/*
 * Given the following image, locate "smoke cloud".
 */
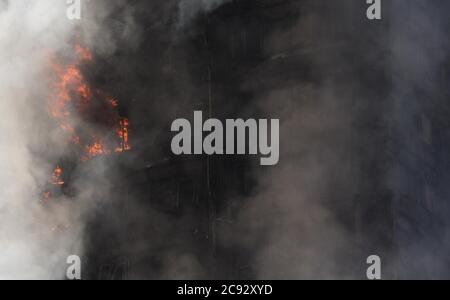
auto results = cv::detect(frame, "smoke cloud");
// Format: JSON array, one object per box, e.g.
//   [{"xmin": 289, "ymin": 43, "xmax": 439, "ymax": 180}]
[
  {"xmin": 0, "ymin": 0, "xmax": 131, "ymax": 280},
  {"xmin": 2, "ymin": 0, "xmax": 449, "ymax": 280},
  {"xmin": 0, "ymin": 1, "xmax": 79, "ymax": 279}
]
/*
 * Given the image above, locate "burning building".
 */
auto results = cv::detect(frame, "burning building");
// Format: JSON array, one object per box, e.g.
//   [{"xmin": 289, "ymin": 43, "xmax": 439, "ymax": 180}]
[
  {"xmin": 2, "ymin": 0, "xmax": 450, "ymax": 280},
  {"xmin": 65, "ymin": 0, "xmax": 396, "ymax": 280}
]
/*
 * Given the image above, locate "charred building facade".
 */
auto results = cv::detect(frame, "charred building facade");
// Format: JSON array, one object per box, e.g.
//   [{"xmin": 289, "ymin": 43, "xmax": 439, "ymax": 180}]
[
  {"xmin": 64, "ymin": 0, "xmax": 450, "ymax": 279},
  {"xmin": 387, "ymin": 0, "xmax": 450, "ymax": 279}
]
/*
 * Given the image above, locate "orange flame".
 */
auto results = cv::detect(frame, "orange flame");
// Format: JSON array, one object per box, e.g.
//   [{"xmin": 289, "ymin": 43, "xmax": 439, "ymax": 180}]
[
  {"xmin": 82, "ymin": 140, "xmax": 112, "ymax": 161},
  {"xmin": 48, "ymin": 43, "xmax": 131, "ymax": 162},
  {"xmin": 116, "ymin": 118, "xmax": 131, "ymax": 153},
  {"xmin": 109, "ymin": 98, "xmax": 119, "ymax": 108},
  {"xmin": 51, "ymin": 166, "xmax": 65, "ymax": 186},
  {"xmin": 75, "ymin": 44, "xmax": 93, "ymax": 62}
]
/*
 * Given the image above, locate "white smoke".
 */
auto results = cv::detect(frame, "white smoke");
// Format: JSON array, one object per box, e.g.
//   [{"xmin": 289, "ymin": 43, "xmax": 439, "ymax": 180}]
[{"xmin": 0, "ymin": 1, "xmax": 82, "ymax": 279}]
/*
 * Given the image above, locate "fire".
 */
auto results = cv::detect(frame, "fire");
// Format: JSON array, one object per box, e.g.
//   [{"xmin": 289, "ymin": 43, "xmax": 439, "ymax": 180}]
[
  {"xmin": 42, "ymin": 43, "xmax": 132, "ymax": 203},
  {"xmin": 41, "ymin": 41, "xmax": 135, "ymax": 235},
  {"xmin": 48, "ymin": 43, "xmax": 131, "ymax": 162},
  {"xmin": 109, "ymin": 98, "xmax": 119, "ymax": 108},
  {"xmin": 51, "ymin": 166, "xmax": 65, "ymax": 186},
  {"xmin": 49, "ymin": 51, "xmax": 91, "ymax": 139},
  {"xmin": 82, "ymin": 140, "xmax": 111, "ymax": 161},
  {"xmin": 116, "ymin": 118, "xmax": 131, "ymax": 153},
  {"xmin": 75, "ymin": 44, "xmax": 93, "ymax": 62}
]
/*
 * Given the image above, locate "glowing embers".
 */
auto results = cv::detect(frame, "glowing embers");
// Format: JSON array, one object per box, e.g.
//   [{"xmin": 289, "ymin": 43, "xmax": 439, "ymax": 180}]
[
  {"xmin": 41, "ymin": 166, "xmax": 64, "ymax": 202},
  {"xmin": 41, "ymin": 44, "xmax": 131, "ymax": 205},
  {"xmin": 108, "ymin": 98, "xmax": 119, "ymax": 108},
  {"xmin": 82, "ymin": 140, "xmax": 111, "ymax": 161},
  {"xmin": 116, "ymin": 118, "xmax": 131, "ymax": 153},
  {"xmin": 74, "ymin": 44, "xmax": 93, "ymax": 62},
  {"xmin": 51, "ymin": 166, "xmax": 65, "ymax": 186},
  {"xmin": 48, "ymin": 43, "xmax": 131, "ymax": 162}
]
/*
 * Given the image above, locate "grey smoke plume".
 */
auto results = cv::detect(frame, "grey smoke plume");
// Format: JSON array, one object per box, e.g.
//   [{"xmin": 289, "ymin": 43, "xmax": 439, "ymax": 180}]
[
  {"xmin": 0, "ymin": 0, "xmax": 131, "ymax": 279},
  {"xmin": 3, "ymin": 0, "xmax": 448, "ymax": 280},
  {"xmin": 208, "ymin": 2, "xmax": 369, "ymax": 279},
  {"xmin": 0, "ymin": 1, "xmax": 78, "ymax": 279},
  {"xmin": 73, "ymin": 0, "xmax": 378, "ymax": 279}
]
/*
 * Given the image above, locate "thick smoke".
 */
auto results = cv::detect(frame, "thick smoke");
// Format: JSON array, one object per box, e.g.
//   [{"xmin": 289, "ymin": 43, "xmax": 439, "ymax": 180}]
[
  {"xmin": 195, "ymin": 1, "xmax": 378, "ymax": 279},
  {"xmin": 2, "ymin": 0, "xmax": 449, "ymax": 280},
  {"xmin": 0, "ymin": 0, "xmax": 364, "ymax": 279},
  {"xmin": 0, "ymin": 1, "xmax": 79, "ymax": 279},
  {"xmin": 60, "ymin": 0, "xmax": 381, "ymax": 279},
  {"xmin": 234, "ymin": 0, "xmax": 450, "ymax": 279},
  {"xmin": 0, "ymin": 0, "xmax": 133, "ymax": 279}
]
